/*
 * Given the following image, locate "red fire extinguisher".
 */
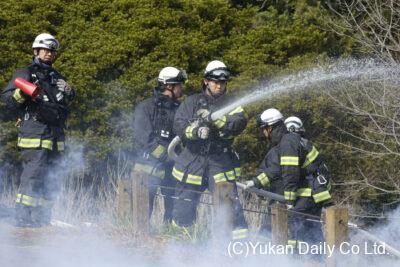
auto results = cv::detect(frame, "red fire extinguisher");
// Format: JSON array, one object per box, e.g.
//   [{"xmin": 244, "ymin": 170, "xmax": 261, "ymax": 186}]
[{"xmin": 14, "ymin": 77, "xmax": 40, "ymax": 99}]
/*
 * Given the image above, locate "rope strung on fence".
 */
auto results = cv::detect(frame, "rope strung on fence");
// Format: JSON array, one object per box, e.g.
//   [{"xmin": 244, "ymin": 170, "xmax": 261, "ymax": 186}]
[
  {"xmin": 154, "ymin": 192, "xmax": 213, "ymax": 206},
  {"xmin": 149, "ymin": 184, "xmax": 213, "ymax": 196}
]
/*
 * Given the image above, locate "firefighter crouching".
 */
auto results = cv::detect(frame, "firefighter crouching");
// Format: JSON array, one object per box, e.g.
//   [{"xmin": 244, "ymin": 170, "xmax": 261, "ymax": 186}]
[
  {"xmin": 133, "ymin": 67, "xmax": 187, "ymax": 222},
  {"xmin": 1, "ymin": 33, "xmax": 75, "ymax": 227},
  {"xmin": 171, "ymin": 60, "xmax": 248, "ymax": 240},
  {"xmin": 243, "ymin": 119, "xmax": 284, "ymax": 236},
  {"xmin": 246, "ymin": 109, "xmax": 333, "ymax": 247}
]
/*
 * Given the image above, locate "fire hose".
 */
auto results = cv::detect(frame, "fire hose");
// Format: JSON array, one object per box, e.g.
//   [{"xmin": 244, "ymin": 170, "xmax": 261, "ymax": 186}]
[
  {"xmin": 235, "ymin": 181, "xmax": 286, "ymax": 202},
  {"xmin": 167, "ymin": 136, "xmax": 285, "ymax": 203}
]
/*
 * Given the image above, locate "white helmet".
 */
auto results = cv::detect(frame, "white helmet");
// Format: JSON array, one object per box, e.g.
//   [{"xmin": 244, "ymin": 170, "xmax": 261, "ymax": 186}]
[
  {"xmin": 32, "ymin": 33, "xmax": 60, "ymax": 51},
  {"xmin": 204, "ymin": 60, "xmax": 230, "ymax": 81},
  {"xmin": 284, "ymin": 116, "xmax": 305, "ymax": 133},
  {"xmin": 157, "ymin": 67, "xmax": 187, "ymax": 84},
  {"xmin": 257, "ymin": 108, "xmax": 284, "ymax": 128}
]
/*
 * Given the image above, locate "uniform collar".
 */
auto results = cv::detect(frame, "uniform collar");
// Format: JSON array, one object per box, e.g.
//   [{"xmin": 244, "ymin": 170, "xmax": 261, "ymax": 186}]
[
  {"xmin": 201, "ymin": 90, "xmax": 226, "ymax": 105},
  {"xmin": 270, "ymin": 123, "xmax": 288, "ymax": 146},
  {"xmin": 32, "ymin": 57, "xmax": 53, "ymax": 69},
  {"xmin": 154, "ymin": 92, "xmax": 178, "ymax": 108}
]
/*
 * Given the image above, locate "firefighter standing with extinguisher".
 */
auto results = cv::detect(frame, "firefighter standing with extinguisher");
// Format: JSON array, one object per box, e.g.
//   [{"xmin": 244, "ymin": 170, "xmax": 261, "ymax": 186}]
[
  {"xmin": 1, "ymin": 33, "xmax": 75, "ymax": 227},
  {"xmin": 171, "ymin": 60, "xmax": 248, "ymax": 240},
  {"xmin": 132, "ymin": 67, "xmax": 187, "ymax": 222}
]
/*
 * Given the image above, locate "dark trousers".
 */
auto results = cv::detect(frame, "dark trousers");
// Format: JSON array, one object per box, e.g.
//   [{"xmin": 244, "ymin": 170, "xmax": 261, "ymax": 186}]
[
  {"xmin": 288, "ymin": 197, "xmax": 323, "ymax": 245},
  {"xmin": 172, "ymin": 180, "xmax": 247, "ymax": 231},
  {"xmin": 16, "ymin": 148, "xmax": 61, "ymax": 226},
  {"xmin": 148, "ymin": 170, "xmax": 176, "ymax": 222}
]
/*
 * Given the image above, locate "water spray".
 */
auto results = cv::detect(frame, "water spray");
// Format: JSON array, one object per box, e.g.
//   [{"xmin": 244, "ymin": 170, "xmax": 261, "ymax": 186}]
[
  {"xmin": 211, "ymin": 59, "xmax": 400, "ymax": 120},
  {"xmin": 348, "ymin": 222, "xmax": 400, "ymax": 258}
]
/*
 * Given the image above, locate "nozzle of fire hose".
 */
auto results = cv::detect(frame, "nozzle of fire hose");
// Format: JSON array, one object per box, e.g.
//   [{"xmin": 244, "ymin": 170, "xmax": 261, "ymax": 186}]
[{"xmin": 14, "ymin": 77, "xmax": 40, "ymax": 99}]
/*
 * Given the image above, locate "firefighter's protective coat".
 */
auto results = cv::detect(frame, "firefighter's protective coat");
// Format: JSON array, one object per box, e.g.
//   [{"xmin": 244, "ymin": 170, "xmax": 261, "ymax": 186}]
[
  {"xmin": 2, "ymin": 59, "xmax": 75, "ymax": 226},
  {"xmin": 171, "ymin": 91, "xmax": 248, "ymax": 239},
  {"xmin": 133, "ymin": 91, "xmax": 179, "ymax": 221}
]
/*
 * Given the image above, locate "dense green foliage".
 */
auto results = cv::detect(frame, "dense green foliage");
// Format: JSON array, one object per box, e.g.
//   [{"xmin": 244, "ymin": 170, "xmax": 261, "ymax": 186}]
[{"xmin": 0, "ymin": 0, "xmax": 396, "ymax": 212}]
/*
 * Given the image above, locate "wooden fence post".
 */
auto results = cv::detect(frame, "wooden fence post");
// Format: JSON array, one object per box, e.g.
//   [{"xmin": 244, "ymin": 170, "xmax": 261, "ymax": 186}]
[
  {"xmin": 131, "ymin": 171, "xmax": 149, "ymax": 235},
  {"xmin": 271, "ymin": 203, "xmax": 288, "ymax": 245},
  {"xmin": 117, "ymin": 178, "xmax": 133, "ymax": 221},
  {"xmin": 325, "ymin": 207, "xmax": 348, "ymax": 267},
  {"xmin": 212, "ymin": 182, "xmax": 234, "ymax": 241}
]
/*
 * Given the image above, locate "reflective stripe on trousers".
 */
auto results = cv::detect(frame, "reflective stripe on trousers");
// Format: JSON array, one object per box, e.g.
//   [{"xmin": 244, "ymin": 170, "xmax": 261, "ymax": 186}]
[
  {"xmin": 15, "ymin": 193, "xmax": 53, "ymax": 208},
  {"xmin": 172, "ymin": 167, "xmax": 202, "ymax": 185},
  {"xmin": 172, "ymin": 166, "xmax": 242, "ymax": 185},
  {"xmin": 313, "ymin": 190, "xmax": 332, "ymax": 203},
  {"xmin": 18, "ymin": 138, "xmax": 65, "ymax": 151},
  {"xmin": 134, "ymin": 162, "xmax": 165, "ymax": 178},
  {"xmin": 232, "ymin": 228, "xmax": 248, "ymax": 240}
]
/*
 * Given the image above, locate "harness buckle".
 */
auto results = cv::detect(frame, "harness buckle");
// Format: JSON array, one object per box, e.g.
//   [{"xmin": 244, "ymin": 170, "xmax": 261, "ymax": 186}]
[
  {"xmin": 160, "ymin": 130, "xmax": 170, "ymax": 138},
  {"xmin": 317, "ymin": 174, "xmax": 327, "ymax": 185}
]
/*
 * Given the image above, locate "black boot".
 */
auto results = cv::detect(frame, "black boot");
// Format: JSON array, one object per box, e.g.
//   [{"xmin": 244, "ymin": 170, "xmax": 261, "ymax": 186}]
[
  {"xmin": 14, "ymin": 204, "xmax": 39, "ymax": 227},
  {"xmin": 31, "ymin": 206, "xmax": 52, "ymax": 227}
]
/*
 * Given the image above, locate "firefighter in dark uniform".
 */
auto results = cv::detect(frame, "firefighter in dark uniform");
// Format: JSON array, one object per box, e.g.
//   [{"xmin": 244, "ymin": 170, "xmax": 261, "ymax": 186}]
[
  {"xmin": 172, "ymin": 60, "xmax": 248, "ymax": 240},
  {"xmin": 245, "ymin": 146, "xmax": 283, "ymax": 194},
  {"xmin": 284, "ymin": 116, "xmax": 333, "ymax": 206},
  {"xmin": 133, "ymin": 66, "xmax": 187, "ymax": 222},
  {"xmin": 244, "ymin": 139, "xmax": 283, "ymax": 237},
  {"xmin": 2, "ymin": 33, "xmax": 75, "ymax": 227},
  {"xmin": 246, "ymin": 109, "xmax": 333, "ymax": 247}
]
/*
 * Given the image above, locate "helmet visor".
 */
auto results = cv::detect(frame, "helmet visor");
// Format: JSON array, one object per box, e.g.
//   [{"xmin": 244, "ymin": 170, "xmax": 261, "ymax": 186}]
[
  {"xmin": 206, "ymin": 68, "xmax": 230, "ymax": 81},
  {"xmin": 256, "ymin": 115, "xmax": 267, "ymax": 129},
  {"xmin": 39, "ymin": 38, "xmax": 60, "ymax": 51},
  {"xmin": 176, "ymin": 70, "xmax": 188, "ymax": 83}
]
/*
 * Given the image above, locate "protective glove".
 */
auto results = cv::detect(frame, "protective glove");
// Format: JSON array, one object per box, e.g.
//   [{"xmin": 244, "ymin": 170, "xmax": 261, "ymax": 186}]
[
  {"xmin": 244, "ymin": 180, "xmax": 255, "ymax": 190},
  {"xmin": 196, "ymin": 109, "xmax": 212, "ymax": 123},
  {"xmin": 286, "ymin": 204, "xmax": 294, "ymax": 210},
  {"xmin": 56, "ymin": 79, "xmax": 72, "ymax": 95},
  {"xmin": 197, "ymin": 126, "xmax": 210, "ymax": 140}
]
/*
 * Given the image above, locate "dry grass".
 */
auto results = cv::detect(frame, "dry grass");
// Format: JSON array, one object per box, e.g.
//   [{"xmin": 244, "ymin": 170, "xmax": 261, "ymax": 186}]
[{"xmin": 0, "ymin": 146, "xmax": 271, "ymax": 246}]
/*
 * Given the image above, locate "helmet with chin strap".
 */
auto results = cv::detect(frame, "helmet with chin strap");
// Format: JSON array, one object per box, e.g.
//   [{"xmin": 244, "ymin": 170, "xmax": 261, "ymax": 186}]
[
  {"xmin": 157, "ymin": 67, "xmax": 187, "ymax": 85},
  {"xmin": 204, "ymin": 60, "xmax": 230, "ymax": 81},
  {"xmin": 256, "ymin": 108, "xmax": 284, "ymax": 129},
  {"xmin": 203, "ymin": 60, "xmax": 230, "ymax": 98},
  {"xmin": 156, "ymin": 66, "xmax": 187, "ymax": 98}
]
